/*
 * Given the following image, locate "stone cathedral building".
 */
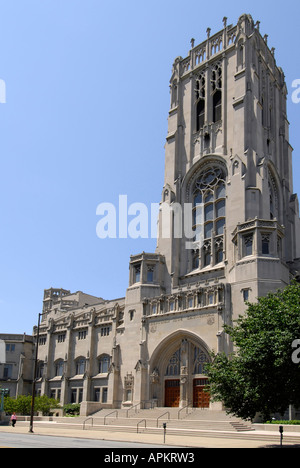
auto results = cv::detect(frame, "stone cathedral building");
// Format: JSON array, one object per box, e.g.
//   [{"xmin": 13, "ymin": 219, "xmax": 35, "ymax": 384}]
[{"xmin": 35, "ymin": 14, "xmax": 300, "ymax": 414}]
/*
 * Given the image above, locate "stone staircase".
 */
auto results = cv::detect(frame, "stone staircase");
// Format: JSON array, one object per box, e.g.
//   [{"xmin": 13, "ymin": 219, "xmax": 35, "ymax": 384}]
[
  {"xmin": 17, "ymin": 407, "xmax": 254, "ymax": 434},
  {"xmin": 14, "ymin": 408, "xmax": 300, "ymax": 445}
]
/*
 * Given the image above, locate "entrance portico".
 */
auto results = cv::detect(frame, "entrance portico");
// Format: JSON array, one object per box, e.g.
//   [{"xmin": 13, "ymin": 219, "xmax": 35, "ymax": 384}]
[{"xmin": 149, "ymin": 331, "xmax": 211, "ymax": 408}]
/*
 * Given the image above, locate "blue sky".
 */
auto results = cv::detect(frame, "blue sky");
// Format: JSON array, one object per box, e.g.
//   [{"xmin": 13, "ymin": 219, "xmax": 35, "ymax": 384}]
[{"xmin": 1, "ymin": 0, "xmax": 300, "ymax": 334}]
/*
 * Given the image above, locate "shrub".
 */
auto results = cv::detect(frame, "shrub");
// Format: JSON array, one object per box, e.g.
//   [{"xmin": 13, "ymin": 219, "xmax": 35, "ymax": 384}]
[
  {"xmin": 267, "ymin": 420, "xmax": 300, "ymax": 425},
  {"xmin": 63, "ymin": 403, "xmax": 80, "ymax": 416}
]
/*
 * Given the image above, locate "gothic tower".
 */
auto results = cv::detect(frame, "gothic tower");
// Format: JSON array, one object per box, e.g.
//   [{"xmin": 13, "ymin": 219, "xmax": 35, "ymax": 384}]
[
  {"xmin": 156, "ymin": 13, "xmax": 300, "ymax": 321},
  {"xmin": 34, "ymin": 14, "xmax": 300, "ymax": 412},
  {"xmin": 123, "ymin": 13, "xmax": 300, "ymax": 409}
]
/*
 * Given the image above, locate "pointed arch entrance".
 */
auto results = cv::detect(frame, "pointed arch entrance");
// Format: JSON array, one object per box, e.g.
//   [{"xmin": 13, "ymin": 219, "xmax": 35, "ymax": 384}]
[{"xmin": 149, "ymin": 330, "xmax": 211, "ymax": 408}]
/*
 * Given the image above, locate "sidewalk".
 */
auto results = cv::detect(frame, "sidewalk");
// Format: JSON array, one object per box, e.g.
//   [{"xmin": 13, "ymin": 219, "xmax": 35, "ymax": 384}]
[{"xmin": 1, "ymin": 423, "xmax": 300, "ymax": 449}]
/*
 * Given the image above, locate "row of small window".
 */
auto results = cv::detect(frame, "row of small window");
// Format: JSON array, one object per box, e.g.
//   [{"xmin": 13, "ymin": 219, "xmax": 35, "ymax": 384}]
[
  {"xmin": 150, "ymin": 291, "xmax": 217, "ymax": 315},
  {"xmin": 78, "ymin": 327, "xmax": 110, "ymax": 340},
  {"xmin": 44, "ymin": 355, "xmax": 111, "ymax": 378},
  {"xmin": 192, "ymin": 238, "xmax": 224, "ymax": 270},
  {"xmin": 38, "ymin": 327, "xmax": 111, "ymax": 345},
  {"xmin": 242, "ymin": 233, "xmax": 271, "ymax": 257},
  {"xmin": 47, "ymin": 387, "xmax": 109, "ymax": 404}
]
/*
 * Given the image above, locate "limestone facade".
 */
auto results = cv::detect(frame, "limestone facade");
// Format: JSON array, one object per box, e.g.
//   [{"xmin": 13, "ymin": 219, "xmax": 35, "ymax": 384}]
[
  {"xmin": 0, "ymin": 334, "xmax": 34, "ymax": 398},
  {"xmin": 35, "ymin": 14, "xmax": 300, "ymax": 414}
]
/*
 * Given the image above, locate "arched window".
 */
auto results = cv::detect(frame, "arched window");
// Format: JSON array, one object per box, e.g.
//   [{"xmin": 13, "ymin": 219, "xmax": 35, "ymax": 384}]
[
  {"xmin": 76, "ymin": 358, "xmax": 86, "ymax": 375},
  {"xmin": 165, "ymin": 349, "xmax": 181, "ymax": 376},
  {"xmin": 211, "ymin": 63, "xmax": 222, "ymax": 123},
  {"xmin": 193, "ymin": 346, "xmax": 210, "ymax": 375},
  {"xmin": 192, "ymin": 166, "xmax": 226, "ymax": 269},
  {"xmin": 55, "ymin": 360, "xmax": 64, "ymax": 377},
  {"xmin": 195, "ymin": 73, "xmax": 205, "ymax": 131},
  {"xmin": 98, "ymin": 354, "xmax": 110, "ymax": 374}
]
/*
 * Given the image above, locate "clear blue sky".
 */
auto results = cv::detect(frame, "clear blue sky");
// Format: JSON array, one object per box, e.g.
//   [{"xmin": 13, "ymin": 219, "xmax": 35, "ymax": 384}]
[{"xmin": 1, "ymin": 0, "xmax": 300, "ymax": 334}]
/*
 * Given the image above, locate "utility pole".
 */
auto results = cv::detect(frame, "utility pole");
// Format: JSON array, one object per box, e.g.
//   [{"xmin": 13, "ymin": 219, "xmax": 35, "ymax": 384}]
[{"xmin": 29, "ymin": 312, "xmax": 44, "ymax": 433}]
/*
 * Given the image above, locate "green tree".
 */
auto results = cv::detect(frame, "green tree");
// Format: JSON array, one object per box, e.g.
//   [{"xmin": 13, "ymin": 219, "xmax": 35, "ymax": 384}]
[
  {"xmin": 4, "ymin": 394, "xmax": 60, "ymax": 416},
  {"xmin": 205, "ymin": 282, "xmax": 300, "ymax": 422},
  {"xmin": 35, "ymin": 395, "xmax": 60, "ymax": 416},
  {"xmin": 15, "ymin": 395, "xmax": 32, "ymax": 415},
  {"xmin": 3, "ymin": 396, "xmax": 17, "ymax": 414}
]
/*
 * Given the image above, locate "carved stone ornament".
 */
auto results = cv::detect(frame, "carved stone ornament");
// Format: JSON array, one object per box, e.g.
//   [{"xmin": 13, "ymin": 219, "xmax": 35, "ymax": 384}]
[{"xmin": 150, "ymin": 368, "xmax": 160, "ymax": 384}]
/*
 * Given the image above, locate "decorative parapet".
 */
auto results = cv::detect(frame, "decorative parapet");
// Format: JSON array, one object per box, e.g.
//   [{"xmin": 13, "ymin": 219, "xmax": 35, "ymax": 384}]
[
  {"xmin": 177, "ymin": 24, "xmax": 238, "ymax": 79},
  {"xmin": 144, "ymin": 283, "xmax": 225, "ymax": 317}
]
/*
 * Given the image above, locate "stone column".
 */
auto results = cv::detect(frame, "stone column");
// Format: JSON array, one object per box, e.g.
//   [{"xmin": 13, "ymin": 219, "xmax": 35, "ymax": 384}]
[{"xmin": 179, "ymin": 339, "xmax": 189, "ymax": 407}]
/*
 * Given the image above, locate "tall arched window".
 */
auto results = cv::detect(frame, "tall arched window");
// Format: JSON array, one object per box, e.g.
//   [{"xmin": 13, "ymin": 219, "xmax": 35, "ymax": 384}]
[
  {"xmin": 55, "ymin": 360, "xmax": 64, "ymax": 377},
  {"xmin": 193, "ymin": 346, "xmax": 210, "ymax": 375},
  {"xmin": 76, "ymin": 357, "xmax": 86, "ymax": 375},
  {"xmin": 211, "ymin": 62, "xmax": 222, "ymax": 123},
  {"xmin": 195, "ymin": 73, "xmax": 205, "ymax": 131},
  {"xmin": 98, "ymin": 354, "xmax": 110, "ymax": 374},
  {"xmin": 192, "ymin": 166, "xmax": 226, "ymax": 270},
  {"xmin": 165, "ymin": 349, "xmax": 181, "ymax": 376}
]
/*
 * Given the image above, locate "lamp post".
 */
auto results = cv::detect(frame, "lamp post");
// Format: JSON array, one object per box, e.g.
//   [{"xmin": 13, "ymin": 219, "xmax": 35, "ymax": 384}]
[{"xmin": 29, "ymin": 312, "xmax": 44, "ymax": 433}]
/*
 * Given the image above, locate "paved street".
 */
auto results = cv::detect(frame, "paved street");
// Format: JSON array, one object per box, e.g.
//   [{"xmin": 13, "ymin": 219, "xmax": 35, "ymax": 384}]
[
  {"xmin": 1, "ymin": 423, "xmax": 300, "ymax": 449},
  {"xmin": 0, "ymin": 431, "xmax": 173, "ymax": 449}
]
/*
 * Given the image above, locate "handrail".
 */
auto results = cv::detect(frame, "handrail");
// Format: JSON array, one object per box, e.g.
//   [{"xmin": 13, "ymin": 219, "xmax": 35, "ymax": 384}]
[
  {"xmin": 83, "ymin": 417, "xmax": 93, "ymax": 430},
  {"xmin": 178, "ymin": 404, "xmax": 192, "ymax": 420},
  {"xmin": 156, "ymin": 411, "xmax": 170, "ymax": 428},
  {"xmin": 104, "ymin": 410, "xmax": 118, "ymax": 425},
  {"xmin": 126, "ymin": 402, "xmax": 141, "ymax": 418},
  {"xmin": 137, "ymin": 419, "xmax": 146, "ymax": 433}
]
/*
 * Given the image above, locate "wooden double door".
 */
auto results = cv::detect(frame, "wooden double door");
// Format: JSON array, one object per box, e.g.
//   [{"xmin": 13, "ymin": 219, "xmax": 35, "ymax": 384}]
[{"xmin": 165, "ymin": 378, "xmax": 210, "ymax": 408}]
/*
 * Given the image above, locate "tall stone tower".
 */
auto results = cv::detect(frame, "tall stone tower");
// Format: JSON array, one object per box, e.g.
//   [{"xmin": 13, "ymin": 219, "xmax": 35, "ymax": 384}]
[
  {"xmin": 155, "ymin": 13, "xmax": 300, "ymax": 321},
  {"xmin": 122, "ymin": 14, "xmax": 300, "ymax": 409}
]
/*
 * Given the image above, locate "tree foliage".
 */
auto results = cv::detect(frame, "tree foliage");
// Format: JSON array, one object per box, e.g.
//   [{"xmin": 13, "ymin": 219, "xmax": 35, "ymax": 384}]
[
  {"xmin": 205, "ymin": 282, "xmax": 300, "ymax": 422},
  {"xmin": 4, "ymin": 394, "xmax": 60, "ymax": 416}
]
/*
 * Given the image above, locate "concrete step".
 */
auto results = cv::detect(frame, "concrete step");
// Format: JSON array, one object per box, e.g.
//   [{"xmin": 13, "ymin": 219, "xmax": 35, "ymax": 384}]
[
  {"xmin": 18, "ymin": 409, "xmax": 254, "ymax": 432},
  {"xmin": 15, "ymin": 419, "xmax": 300, "ymax": 444}
]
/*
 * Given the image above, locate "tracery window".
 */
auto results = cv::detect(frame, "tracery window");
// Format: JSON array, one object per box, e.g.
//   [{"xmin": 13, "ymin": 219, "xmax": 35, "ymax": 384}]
[
  {"xmin": 192, "ymin": 166, "xmax": 226, "ymax": 269},
  {"xmin": 166, "ymin": 349, "xmax": 181, "ymax": 376},
  {"xmin": 261, "ymin": 233, "xmax": 270, "ymax": 255},
  {"xmin": 193, "ymin": 346, "xmax": 210, "ymax": 375},
  {"xmin": 244, "ymin": 234, "xmax": 253, "ymax": 256},
  {"xmin": 194, "ymin": 62, "xmax": 222, "ymax": 131}
]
